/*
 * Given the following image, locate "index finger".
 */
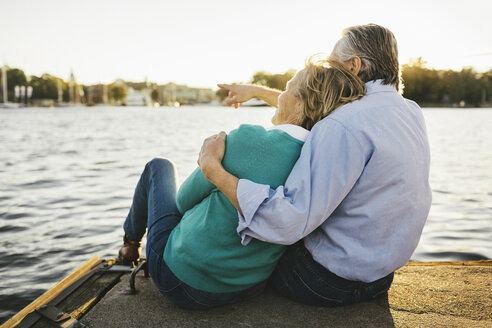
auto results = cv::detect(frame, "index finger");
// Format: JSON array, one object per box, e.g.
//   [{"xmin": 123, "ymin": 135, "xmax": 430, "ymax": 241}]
[{"xmin": 217, "ymin": 83, "xmax": 232, "ymax": 91}]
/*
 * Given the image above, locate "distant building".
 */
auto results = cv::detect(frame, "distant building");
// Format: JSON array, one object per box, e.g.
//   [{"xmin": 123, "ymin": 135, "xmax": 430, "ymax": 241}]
[
  {"xmin": 86, "ymin": 84, "xmax": 108, "ymax": 105},
  {"xmin": 126, "ymin": 87, "xmax": 151, "ymax": 106},
  {"xmin": 84, "ymin": 80, "xmax": 213, "ymax": 107},
  {"xmin": 157, "ymin": 83, "xmax": 213, "ymax": 106},
  {"xmin": 68, "ymin": 69, "xmax": 83, "ymax": 104},
  {"xmin": 196, "ymin": 88, "xmax": 214, "ymax": 103}
]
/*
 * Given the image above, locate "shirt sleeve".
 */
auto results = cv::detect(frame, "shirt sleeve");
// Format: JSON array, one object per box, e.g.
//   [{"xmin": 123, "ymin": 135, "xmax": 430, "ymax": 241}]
[{"xmin": 236, "ymin": 118, "xmax": 366, "ymax": 245}]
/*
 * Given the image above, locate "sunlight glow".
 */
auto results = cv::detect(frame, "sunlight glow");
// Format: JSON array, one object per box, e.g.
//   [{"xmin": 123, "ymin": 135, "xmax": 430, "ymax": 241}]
[{"xmin": 0, "ymin": 0, "xmax": 491, "ymax": 88}]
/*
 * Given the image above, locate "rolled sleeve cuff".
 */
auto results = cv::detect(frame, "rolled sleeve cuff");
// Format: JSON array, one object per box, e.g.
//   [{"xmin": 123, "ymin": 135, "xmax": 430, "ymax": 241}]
[{"xmin": 236, "ymin": 179, "xmax": 270, "ymax": 245}]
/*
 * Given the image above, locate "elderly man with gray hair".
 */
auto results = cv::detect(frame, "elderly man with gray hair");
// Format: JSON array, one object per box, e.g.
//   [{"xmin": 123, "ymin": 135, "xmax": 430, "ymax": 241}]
[{"xmin": 200, "ymin": 24, "xmax": 431, "ymax": 306}]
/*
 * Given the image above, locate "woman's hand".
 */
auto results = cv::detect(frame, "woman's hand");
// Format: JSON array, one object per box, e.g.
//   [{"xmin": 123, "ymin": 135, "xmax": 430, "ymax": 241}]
[
  {"xmin": 198, "ymin": 131, "xmax": 227, "ymax": 183},
  {"xmin": 217, "ymin": 84, "xmax": 257, "ymax": 108},
  {"xmin": 218, "ymin": 83, "xmax": 281, "ymax": 108}
]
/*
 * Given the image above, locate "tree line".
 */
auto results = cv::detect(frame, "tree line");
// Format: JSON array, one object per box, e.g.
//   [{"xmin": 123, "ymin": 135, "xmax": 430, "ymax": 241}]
[
  {"xmin": 217, "ymin": 58, "xmax": 492, "ymax": 107},
  {"xmin": 0, "ymin": 68, "xmax": 130, "ymax": 104},
  {"xmin": 0, "ymin": 69, "xmax": 64, "ymax": 102},
  {"xmin": 3, "ymin": 60, "xmax": 491, "ymax": 107},
  {"xmin": 401, "ymin": 58, "xmax": 491, "ymax": 107}
]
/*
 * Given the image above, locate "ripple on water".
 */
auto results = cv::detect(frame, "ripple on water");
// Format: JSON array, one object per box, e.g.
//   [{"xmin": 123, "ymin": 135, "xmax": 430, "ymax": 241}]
[
  {"xmin": 94, "ymin": 160, "xmax": 117, "ymax": 165},
  {"xmin": 0, "ymin": 253, "xmax": 42, "ymax": 269},
  {"xmin": 82, "ymin": 199, "xmax": 108, "ymax": 206},
  {"xmin": 435, "ymin": 235, "xmax": 469, "ymax": 241},
  {"xmin": 46, "ymin": 197, "xmax": 81, "ymax": 205},
  {"xmin": 0, "ymin": 224, "xmax": 28, "ymax": 233},
  {"xmin": 52, "ymin": 232, "xmax": 75, "ymax": 240},
  {"xmin": 15, "ymin": 179, "xmax": 62, "ymax": 189},
  {"xmin": 433, "ymin": 189, "xmax": 452, "ymax": 195},
  {"xmin": 421, "ymin": 251, "xmax": 489, "ymax": 261},
  {"xmin": 0, "ymin": 212, "xmax": 33, "ymax": 220},
  {"xmin": 42, "ymin": 248, "xmax": 66, "ymax": 256},
  {"xmin": 61, "ymin": 150, "xmax": 78, "ymax": 155},
  {"xmin": 104, "ymin": 206, "xmax": 128, "ymax": 212}
]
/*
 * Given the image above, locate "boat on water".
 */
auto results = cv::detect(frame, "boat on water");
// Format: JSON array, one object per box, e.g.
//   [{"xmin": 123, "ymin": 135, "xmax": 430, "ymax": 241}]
[
  {"xmin": 0, "ymin": 103, "xmax": 22, "ymax": 109},
  {"xmin": 240, "ymin": 98, "xmax": 269, "ymax": 107}
]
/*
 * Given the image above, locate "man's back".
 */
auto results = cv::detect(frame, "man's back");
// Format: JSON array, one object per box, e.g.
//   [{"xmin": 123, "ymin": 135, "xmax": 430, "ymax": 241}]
[{"xmin": 305, "ymin": 80, "xmax": 432, "ymax": 282}]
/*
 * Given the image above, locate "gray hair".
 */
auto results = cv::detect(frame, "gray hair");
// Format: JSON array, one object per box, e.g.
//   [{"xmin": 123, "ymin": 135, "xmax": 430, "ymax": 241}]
[{"xmin": 332, "ymin": 24, "xmax": 400, "ymax": 90}]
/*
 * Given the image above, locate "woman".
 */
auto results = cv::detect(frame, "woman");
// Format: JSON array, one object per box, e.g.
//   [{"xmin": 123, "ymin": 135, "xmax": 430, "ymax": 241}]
[{"xmin": 117, "ymin": 57, "xmax": 366, "ymax": 309}]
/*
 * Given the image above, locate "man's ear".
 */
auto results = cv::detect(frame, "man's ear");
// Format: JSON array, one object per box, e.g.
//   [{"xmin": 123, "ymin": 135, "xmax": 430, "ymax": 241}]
[{"xmin": 348, "ymin": 56, "xmax": 362, "ymax": 75}]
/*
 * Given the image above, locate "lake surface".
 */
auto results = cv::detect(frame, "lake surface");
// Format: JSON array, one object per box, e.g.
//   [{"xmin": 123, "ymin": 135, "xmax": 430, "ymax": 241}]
[{"xmin": 0, "ymin": 106, "xmax": 491, "ymax": 323}]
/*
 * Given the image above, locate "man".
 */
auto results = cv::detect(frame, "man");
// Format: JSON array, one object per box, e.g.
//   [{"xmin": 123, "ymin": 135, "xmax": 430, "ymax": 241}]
[{"xmin": 198, "ymin": 24, "xmax": 431, "ymax": 306}]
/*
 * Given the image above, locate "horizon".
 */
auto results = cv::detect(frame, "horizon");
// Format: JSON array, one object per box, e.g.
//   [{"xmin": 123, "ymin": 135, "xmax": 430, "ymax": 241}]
[
  {"xmin": 2, "ymin": 57, "xmax": 490, "ymax": 91},
  {"xmin": 1, "ymin": 0, "xmax": 491, "ymax": 89}
]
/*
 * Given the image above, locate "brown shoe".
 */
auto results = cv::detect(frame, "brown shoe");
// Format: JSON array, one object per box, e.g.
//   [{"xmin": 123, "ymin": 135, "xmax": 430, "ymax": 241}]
[{"xmin": 117, "ymin": 235, "xmax": 141, "ymax": 266}]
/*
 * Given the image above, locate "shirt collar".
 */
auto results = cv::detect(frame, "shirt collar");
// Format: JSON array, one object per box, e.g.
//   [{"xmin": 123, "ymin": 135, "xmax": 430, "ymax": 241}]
[
  {"xmin": 365, "ymin": 79, "xmax": 397, "ymax": 95},
  {"xmin": 267, "ymin": 124, "xmax": 309, "ymax": 142}
]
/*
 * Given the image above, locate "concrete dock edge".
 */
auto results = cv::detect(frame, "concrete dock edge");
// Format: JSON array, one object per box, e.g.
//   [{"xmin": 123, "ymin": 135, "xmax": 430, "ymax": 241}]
[{"xmin": 81, "ymin": 261, "xmax": 492, "ymax": 327}]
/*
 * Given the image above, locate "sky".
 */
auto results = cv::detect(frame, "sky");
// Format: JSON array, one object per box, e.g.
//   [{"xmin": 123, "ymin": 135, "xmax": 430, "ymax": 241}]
[{"xmin": 1, "ymin": 0, "xmax": 491, "ymax": 88}]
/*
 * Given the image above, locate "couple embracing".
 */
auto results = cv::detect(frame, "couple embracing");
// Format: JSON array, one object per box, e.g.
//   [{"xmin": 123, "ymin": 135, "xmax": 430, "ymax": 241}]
[{"xmin": 117, "ymin": 24, "xmax": 431, "ymax": 309}]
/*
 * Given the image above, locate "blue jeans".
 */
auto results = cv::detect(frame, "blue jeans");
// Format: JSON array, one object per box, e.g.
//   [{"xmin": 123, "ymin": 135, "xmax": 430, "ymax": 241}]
[
  {"xmin": 123, "ymin": 158, "xmax": 266, "ymax": 310},
  {"xmin": 271, "ymin": 242, "xmax": 394, "ymax": 307}
]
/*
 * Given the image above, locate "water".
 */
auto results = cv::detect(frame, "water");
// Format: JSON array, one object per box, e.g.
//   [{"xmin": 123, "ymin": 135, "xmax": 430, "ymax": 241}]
[{"xmin": 0, "ymin": 106, "xmax": 490, "ymax": 322}]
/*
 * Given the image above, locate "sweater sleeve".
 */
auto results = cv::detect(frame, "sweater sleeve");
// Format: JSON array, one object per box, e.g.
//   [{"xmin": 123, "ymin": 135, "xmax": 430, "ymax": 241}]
[
  {"xmin": 176, "ymin": 167, "xmax": 215, "ymax": 214},
  {"xmin": 175, "ymin": 126, "xmax": 246, "ymax": 214}
]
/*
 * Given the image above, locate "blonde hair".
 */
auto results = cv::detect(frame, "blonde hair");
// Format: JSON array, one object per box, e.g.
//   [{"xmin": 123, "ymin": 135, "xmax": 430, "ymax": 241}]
[{"xmin": 296, "ymin": 56, "xmax": 366, "ymax": 130}]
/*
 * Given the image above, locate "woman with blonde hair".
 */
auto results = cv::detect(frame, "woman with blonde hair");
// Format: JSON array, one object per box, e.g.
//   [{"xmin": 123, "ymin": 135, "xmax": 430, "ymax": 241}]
[{"xmin": 117, "ymin": 57, "xmax": 365, "ymax": 309}]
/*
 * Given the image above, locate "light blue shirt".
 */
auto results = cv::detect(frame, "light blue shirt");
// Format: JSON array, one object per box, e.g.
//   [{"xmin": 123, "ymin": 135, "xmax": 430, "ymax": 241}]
[{"xmin": 236, "ymin": 80, "xmax": 432, "ymax": 283}]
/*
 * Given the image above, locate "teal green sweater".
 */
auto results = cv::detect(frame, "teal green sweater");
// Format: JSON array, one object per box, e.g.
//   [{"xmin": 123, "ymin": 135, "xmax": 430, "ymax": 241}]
[{"xmin": 164, "ymin": 124, "xmax": 306, "ymax": 292}]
